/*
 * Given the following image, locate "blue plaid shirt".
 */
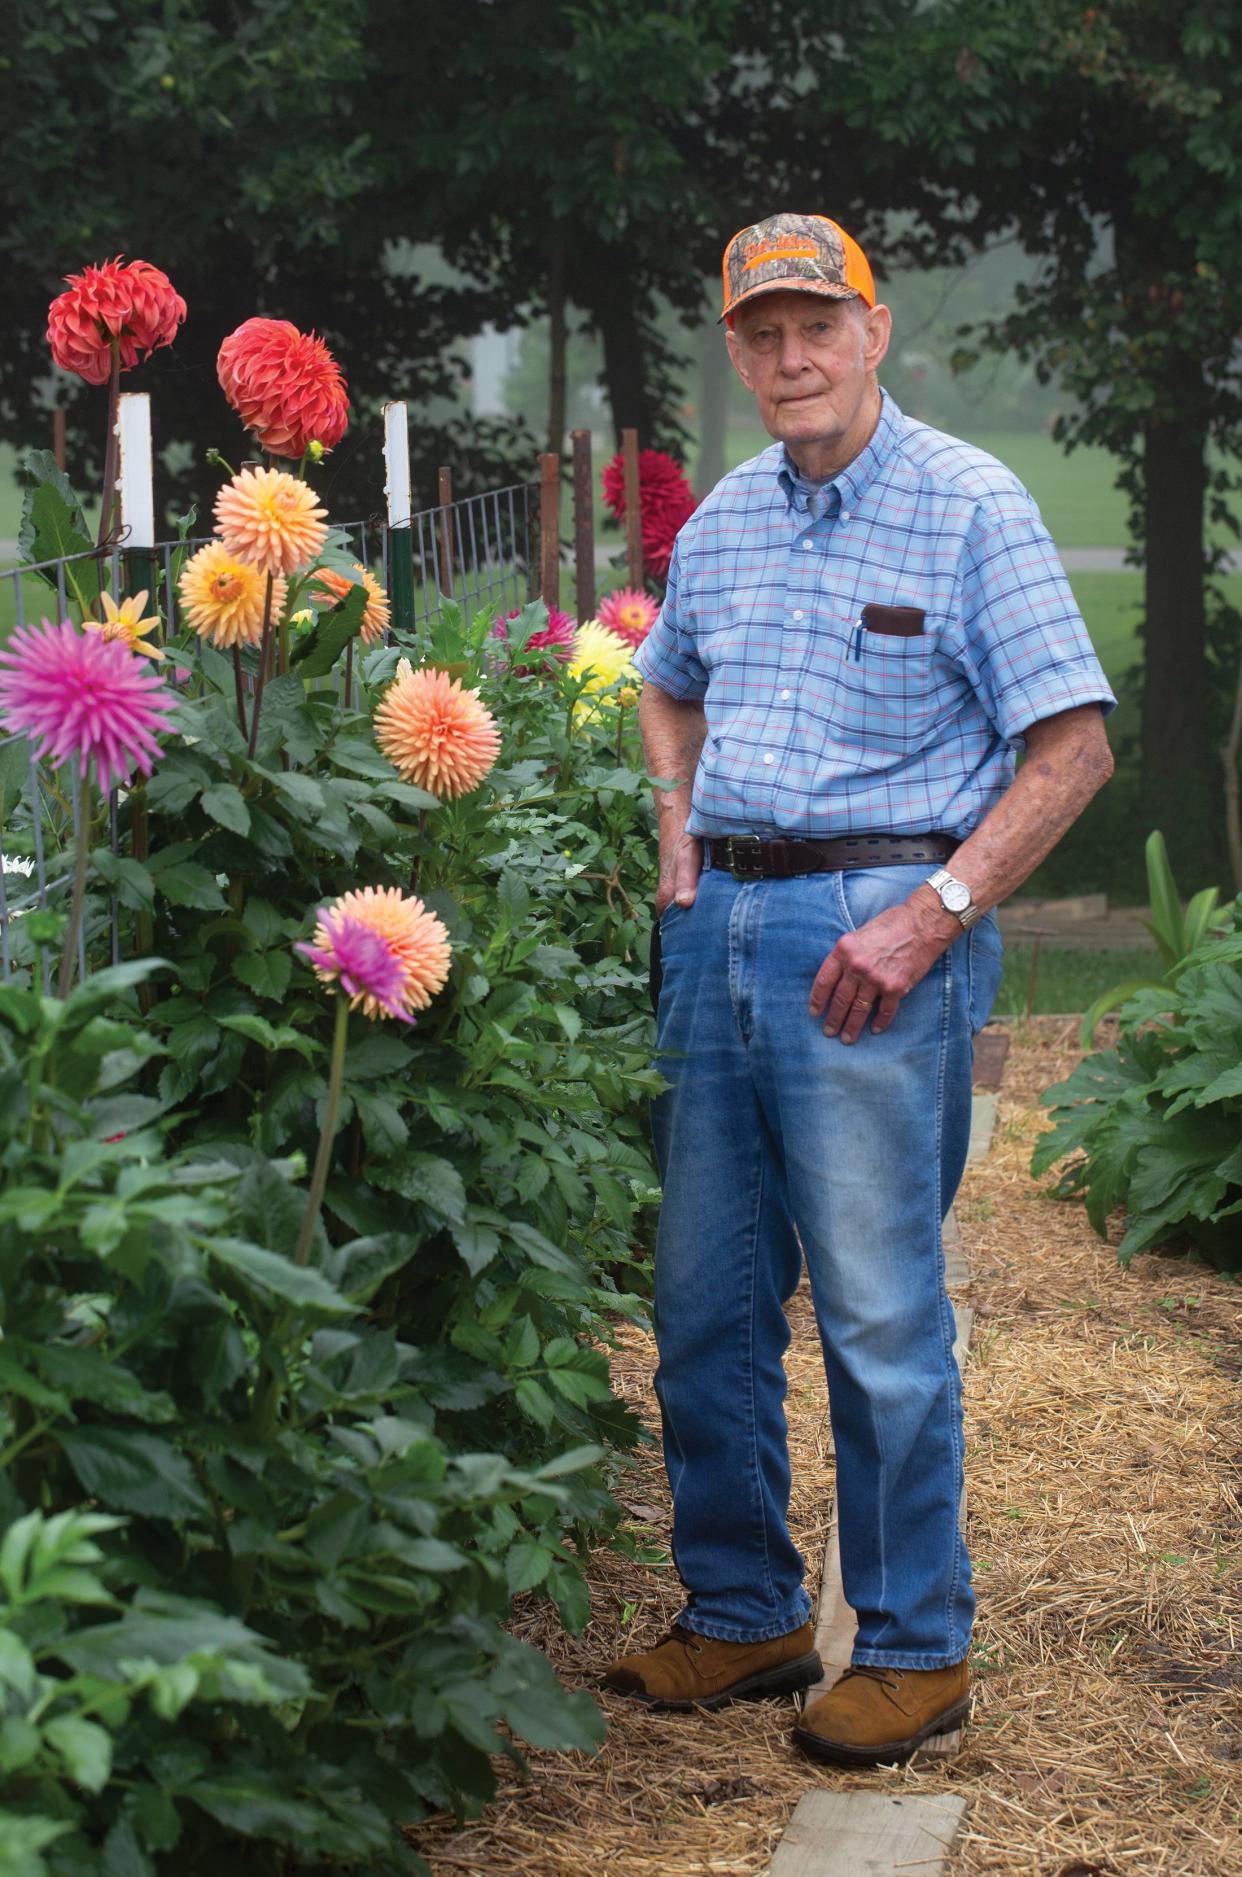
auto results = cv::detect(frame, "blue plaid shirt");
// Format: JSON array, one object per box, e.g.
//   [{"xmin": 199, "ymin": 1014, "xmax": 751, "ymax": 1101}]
[{"xmin": 634, "ymin": 392, "xmax": 1115, "ymax": 840}]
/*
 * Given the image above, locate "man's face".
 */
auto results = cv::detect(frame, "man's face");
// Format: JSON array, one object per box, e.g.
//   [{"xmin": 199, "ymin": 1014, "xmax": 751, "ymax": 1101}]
[{"xmin": 726, "ymin": 290, "xmax": 892, "ymax": 461}]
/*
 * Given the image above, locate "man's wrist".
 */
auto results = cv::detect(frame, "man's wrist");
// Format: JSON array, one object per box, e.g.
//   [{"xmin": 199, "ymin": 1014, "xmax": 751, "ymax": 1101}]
[{"xmin": 909, "ymin": 881, "xmax": 968, "ymax": 942}]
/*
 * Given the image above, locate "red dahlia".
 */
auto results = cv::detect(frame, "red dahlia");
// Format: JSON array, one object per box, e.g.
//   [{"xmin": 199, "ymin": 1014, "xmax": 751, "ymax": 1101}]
[
  {"xmin": 217, "ymin": 317, "xmax": 350, "ymax": 459},
  {"xmin": 47, "ymin": 257, "xmax": 186, "ymax": 386},
  {"xmin": 601, "ymin": 448, "xmax": 697, "ymax": 582}
]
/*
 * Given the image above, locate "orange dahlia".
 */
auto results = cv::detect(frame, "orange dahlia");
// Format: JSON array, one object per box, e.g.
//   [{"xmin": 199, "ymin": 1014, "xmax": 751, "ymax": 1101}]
[
  {"xmin": 214, "ymin": 467, "xmax": 328, "ymax": 577},
  {"xmin": 47, "ymin": 257, "xmax": 186, "ymax": 386},
  {"xmin": 374, "ymin": 660, "xmax": 501, "ymax": 800},
  {"xmin": 178, "ymin": 542, "xmax": 288, "ymax": 648},
  {"xmin": 311, "ymin": 563, "xmax": 390, "ymax": 646},
  {"xmin": 217, "ymin": 317, "xmax": 349, "ymax": 460},
  {"xmin": 325, "ymin": 885, "xmax": 451, "ymax": 1017}
]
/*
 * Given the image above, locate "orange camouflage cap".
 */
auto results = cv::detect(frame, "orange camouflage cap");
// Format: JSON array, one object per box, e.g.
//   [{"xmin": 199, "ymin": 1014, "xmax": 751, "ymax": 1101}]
[{"xmin": 720, "ymin": 213, "xmax": 875, "ymax": 324}]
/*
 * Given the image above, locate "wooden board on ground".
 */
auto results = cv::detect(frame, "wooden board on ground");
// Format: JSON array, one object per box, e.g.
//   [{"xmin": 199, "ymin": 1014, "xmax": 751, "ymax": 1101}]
[
  {"xmin": 768, "ymin": 1790, "xmax": 966, "ymax": 1877},
  {"xmin": 966, "ymin": 1092, "xmax": 998, "ymax": 1165},
  {"xmin": 972, "ymin": 1026, "xmax": 1010, "ymax": 1091},
  {"xmin": 942, "ymin": 1207, "xmax": 969, "ymax": 1292}
]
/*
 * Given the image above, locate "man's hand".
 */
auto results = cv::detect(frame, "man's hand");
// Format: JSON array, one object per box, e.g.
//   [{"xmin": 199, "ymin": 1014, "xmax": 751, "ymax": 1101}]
[
  {"xmin": 655, "ymin": 827, "xmax": 703, "ymax": 917},
  {"xmin": 809, "ymin": 889, "xmax": 957, "ymax": 1043}
]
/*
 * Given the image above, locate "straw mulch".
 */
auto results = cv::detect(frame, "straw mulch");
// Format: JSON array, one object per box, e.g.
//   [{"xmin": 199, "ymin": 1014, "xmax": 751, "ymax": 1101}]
[{"xmin": 416, "ymin": 1018, "xmax": 1242, "ymax": 1877}]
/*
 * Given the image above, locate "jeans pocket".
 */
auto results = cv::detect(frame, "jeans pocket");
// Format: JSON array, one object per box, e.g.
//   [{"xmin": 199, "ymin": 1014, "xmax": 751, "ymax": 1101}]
[{"xmin": 835, "ymin": 864, "xmax": 928, "ymax": 934}]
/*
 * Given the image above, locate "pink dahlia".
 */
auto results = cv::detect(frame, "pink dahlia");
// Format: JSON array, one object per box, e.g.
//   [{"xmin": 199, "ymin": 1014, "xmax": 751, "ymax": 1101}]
[
  {"xmin": 601, "ymin": 448, "xmax": 697, "ymax": 582},
  {"xmin": 596, "ymin": 586, "xmax": 658, "ymax": 648},
  {"xmin": 491, "ymin": 603, "xmax": 576, "ymax": 673},
  {"xmin": 47, "ymin": 258, "xmax": 186, "ymax": 386},
  {"xmin": 217, "ymin": 317, "xmax": 350, "ymax": 459},
  {"xmin": 0, "ymin": 619, "xmax": 175, "ymax": 793},
  {"xmin": 296, "ymin": 909, "xmax": 413, "ymax": 1023}
]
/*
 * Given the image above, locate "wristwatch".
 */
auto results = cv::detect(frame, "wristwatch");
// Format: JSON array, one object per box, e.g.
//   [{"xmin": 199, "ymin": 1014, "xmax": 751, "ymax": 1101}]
[{"xmin": 925, "ymin": 867, "xmax": 982, "ymax": 930}]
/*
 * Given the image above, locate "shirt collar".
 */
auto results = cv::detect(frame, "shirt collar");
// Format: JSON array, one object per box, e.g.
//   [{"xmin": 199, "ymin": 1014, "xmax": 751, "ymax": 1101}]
[{"xmin": 776, "ymin": 388, "xmax": 903, "ymax": 516}]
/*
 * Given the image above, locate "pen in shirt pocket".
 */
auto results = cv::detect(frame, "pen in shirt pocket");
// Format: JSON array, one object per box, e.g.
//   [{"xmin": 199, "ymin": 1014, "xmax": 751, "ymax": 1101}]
[{"xmin": 851, "ymin": 618, "xmax": 864, "ymax": 661}]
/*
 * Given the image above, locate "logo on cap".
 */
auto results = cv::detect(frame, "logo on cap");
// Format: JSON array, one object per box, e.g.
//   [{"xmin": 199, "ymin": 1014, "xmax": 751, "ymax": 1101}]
[{"xmin": 720, "ymin": 213, "xmax": 875, "ymax": 323}]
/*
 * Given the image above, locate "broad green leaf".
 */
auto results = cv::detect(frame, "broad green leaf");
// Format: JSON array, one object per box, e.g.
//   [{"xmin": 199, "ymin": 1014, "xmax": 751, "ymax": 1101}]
[
  {"xmin": 1144, "ymin": 830, "xmax": 1184, "ymax": 969},
  {"xmin": 200, "ymin": 783, "xmax": 251, "ymax": 836},
  {"xmin": 58, "ymin": 1428, "xmax": 209, "ymax": 1522},
  {"xmin": 504, "ymin": 1538, "xmax": 553, "ymax": 1593},
  {"xmin": 450, "ymin": 1221, "xmax": 501, "ymax": 1275},
  {"xmin": 289, "ymin": 580, "xmax": 367, "ymax": 678},
  {"xmin": 151, "ymin": 862, "xmax": 228, "ymax": 911},
  {"xmin": 203, "ymin": 1236, "xmax": 354, "ymax": 1316},
  {"xmin": 44, "ymin": 1715, "xmax": 112, "ymax": 1793},
  {"xmin": 233, "ymin": 950, "xmax": 293, "ymax": 1001}
]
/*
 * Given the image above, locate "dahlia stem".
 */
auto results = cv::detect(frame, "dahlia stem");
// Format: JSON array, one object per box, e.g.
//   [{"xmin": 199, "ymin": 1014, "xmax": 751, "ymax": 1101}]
[
  {"xmin": 232, "ymin": 647, "xmax": 249, "ymax": 740},
  {"xmin": 246, "ymin": 574, "xmax": 276, "ymax": 759},
  {"xmin": 96, "ymin": 343, "xmax": 122, "ymax": 552},
  {"xmin": 57, "ymin": 773, "xmax": 91, "ymax": 1000},
  {"xmin": 294, "ymin": 995, "xmax": 348, "ymax": 1267}
]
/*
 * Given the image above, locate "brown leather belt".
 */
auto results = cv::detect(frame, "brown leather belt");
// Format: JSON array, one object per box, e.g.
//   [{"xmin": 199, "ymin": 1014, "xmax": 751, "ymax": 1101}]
[{"xmin": 705, "ymin": 832, "xmax": 959, "ymax": 880}]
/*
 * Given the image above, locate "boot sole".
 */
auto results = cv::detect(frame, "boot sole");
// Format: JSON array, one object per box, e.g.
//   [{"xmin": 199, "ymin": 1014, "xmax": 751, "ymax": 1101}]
[
  {"xmin": 792, "ymin": 1694, "xmax": 971, "ymax": 1767},
  {"xmin": 611, "ymin": 1649, "xmax": 824, "ymax": 1712}
]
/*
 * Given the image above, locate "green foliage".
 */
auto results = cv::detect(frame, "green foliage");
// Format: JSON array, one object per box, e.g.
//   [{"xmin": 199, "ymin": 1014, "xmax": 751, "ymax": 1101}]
[
  {"xmin": 1035, "ymin": 898, "xmax": 1242, "ymax": 1275},
  {"xmin": 1, "ymin": 543, "xmax": 662, "ymax": 1866},
  {"xmin": 1078, "ymin": 831, "xmax": 1229, "ymax": 1043}
]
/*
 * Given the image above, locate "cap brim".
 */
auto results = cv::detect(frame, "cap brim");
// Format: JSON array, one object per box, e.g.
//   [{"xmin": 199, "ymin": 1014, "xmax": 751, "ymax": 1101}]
[{"xmin": 719, "ymin": 278, "xmax": 861, "ymax": 325}]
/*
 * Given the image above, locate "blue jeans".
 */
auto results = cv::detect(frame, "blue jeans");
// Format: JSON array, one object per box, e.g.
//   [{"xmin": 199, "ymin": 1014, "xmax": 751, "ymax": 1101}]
[{"xmin": 650, "ymin": 862, "xmax": 1004, "ymax": 1668}]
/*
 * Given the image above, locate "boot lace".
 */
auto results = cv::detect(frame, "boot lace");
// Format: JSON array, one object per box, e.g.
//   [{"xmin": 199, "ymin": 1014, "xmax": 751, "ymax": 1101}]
[{"xmin": 840, "ymin": 1664, "xmax": 905, "ymax": 1694}]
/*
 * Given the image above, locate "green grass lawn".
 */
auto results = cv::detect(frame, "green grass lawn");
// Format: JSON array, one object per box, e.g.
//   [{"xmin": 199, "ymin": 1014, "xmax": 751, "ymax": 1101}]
[{"xmin": 993, "ymin": 941, "xmax": 1159, "ymax": 1019}]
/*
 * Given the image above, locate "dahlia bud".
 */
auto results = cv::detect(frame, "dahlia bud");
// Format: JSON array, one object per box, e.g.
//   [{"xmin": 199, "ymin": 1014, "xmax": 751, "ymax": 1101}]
[{"xmin": 307, "ymin": 439, "xmax": 326, "ymax": 462}]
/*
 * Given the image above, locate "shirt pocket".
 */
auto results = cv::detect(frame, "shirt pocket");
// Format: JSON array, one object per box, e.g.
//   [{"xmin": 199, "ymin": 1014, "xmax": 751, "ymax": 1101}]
[{"xmin": 828, "ymin": 617, "xmax": 948, "ymax": 758}]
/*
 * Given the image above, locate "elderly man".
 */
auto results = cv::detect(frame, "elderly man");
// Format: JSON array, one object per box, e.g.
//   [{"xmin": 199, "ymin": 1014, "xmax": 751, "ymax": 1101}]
[{"xmin": 603, "ymin": 212, "xmax": 1115, "ymax": 1766}]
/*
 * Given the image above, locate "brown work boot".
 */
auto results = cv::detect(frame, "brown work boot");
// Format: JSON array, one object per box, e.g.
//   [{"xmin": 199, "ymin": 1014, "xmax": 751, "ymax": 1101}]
[
  {"xmin": 603, "ymin": 1621, "xmax": 822, "ymax": 1712},
  {"xmin": 793, "ymin": 1659, "xmax": 971, "ymax": 1766}
]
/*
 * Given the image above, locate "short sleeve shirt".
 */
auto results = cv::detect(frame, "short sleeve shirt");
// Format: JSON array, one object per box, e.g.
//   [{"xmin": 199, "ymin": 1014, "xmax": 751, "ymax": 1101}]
[{"xmin": 633, "ymin": 391, "xmax": 1116, "ymax": 840}]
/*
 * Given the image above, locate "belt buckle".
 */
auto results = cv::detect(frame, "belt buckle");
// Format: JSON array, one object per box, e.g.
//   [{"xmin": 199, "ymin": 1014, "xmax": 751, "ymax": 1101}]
[{"xmin": 728, "ymin": 836, "xmax": 766, "ymax": 879}]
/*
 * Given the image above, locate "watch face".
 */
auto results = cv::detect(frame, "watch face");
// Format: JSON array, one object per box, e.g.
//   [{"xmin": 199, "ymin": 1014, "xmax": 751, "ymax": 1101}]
[{"xmin": 941, "ymin": 880, "xmax": 972, "ymax": 913}]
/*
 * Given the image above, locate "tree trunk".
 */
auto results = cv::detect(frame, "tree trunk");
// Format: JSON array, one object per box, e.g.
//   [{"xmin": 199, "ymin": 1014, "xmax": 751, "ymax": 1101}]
[
  {"xmin": 696, "ymin": 311, "xmax": 730, "ymax": 498},
  {"xmin": 594, "ymin": 278, "xmax": 658, "ymax": 448},
  {"xmin": 546, "ymin": 228, "xmax": 567, "ymax": 456},
  {"xmin": 1139, "ymin": 388, "xmax": 1220, "ymax": 884}
]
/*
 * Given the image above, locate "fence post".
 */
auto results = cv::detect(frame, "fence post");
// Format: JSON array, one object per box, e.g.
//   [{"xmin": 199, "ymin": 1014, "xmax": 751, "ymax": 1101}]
[
  {"xmin": 539, "ymin": 452, "xmax": 561, "ymax": 609},
  {"xmin": 384, "ymin": 402, "xmax": 415, "ymax": 636},
  {"xmin": 436, "ymin": 464, "xmax": 454, "ymax": 598},
  {"xmin": 117, "ymin": 392, "xmax": 156, "ymax": 606},
  {"xmin": 572, "ymin": 429, "xmax": 594, "ymax": 621},
  {"xmin": 622, "ymin": 427, "xmax": 643, "ymax": 589}
]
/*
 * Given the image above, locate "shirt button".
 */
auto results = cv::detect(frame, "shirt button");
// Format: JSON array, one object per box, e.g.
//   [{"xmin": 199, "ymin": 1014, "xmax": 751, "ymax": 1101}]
[
  {"xmin": 792, "ymin": 609, "xmax": 805, "ymax": 620},
  {"xmin": 801, "ymin": 538, "xmax": 813, "ymax": 551},
  {"xmin": 780, "ymin": 689, "xmax": 791, "ymax": 700},
  {"xmin": 840, "ymin": 511, "xmax": 851, "ymax": 522},
  {"xmin": 763, "ymin": 751, "xmax": 775, "ymax": 765}
]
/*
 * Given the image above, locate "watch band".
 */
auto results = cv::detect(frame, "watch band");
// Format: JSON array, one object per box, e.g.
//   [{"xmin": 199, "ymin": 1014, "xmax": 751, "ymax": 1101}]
[{"xmin": 926, "ymin": 866, "xmax": 982, "ymax": 930}]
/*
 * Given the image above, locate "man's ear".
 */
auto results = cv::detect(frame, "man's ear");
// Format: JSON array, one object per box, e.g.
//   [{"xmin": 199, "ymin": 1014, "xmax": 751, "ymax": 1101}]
[
  {"xmin": 725, "ymin": 327, "xmax": 755, "ymax": 394},
  {"xmin": 863, "ymin": 303, "xmax": 893, "ymax": 374}
]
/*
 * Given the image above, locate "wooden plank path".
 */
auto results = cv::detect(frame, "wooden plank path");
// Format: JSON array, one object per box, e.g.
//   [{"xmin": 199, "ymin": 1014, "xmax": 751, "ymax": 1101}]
[{"xmin": 764, "ymin": 1084, "xmax": 998, "ymax": 1877}]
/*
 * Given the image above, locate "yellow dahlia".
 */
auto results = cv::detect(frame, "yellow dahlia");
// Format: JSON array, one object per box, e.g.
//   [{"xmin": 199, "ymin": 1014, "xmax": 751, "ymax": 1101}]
[
  {"xmin": 374, "ymin": 660, "xmax": 501, "ymax": 800},
  {"xmin": 326, "ymin": 885, "xmax": 451, "ymax": 1017},
  {"xmin": 213, "ymin": 466, "xmax": 328, "ymax": 577},
  {"xmin": 568, "ymin": 620, "xmax": 636, "ymax": 719},
  {"xmin": 178, "ymin": 542, "xmax": 288, "ymax": 648},
  {"xmin": 311, "ymin": 563, "xmax": 390, "ymax": 646},
  {"xmin": 82, "ymin": 589, "xmax": 164, "ymax": 661}
]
